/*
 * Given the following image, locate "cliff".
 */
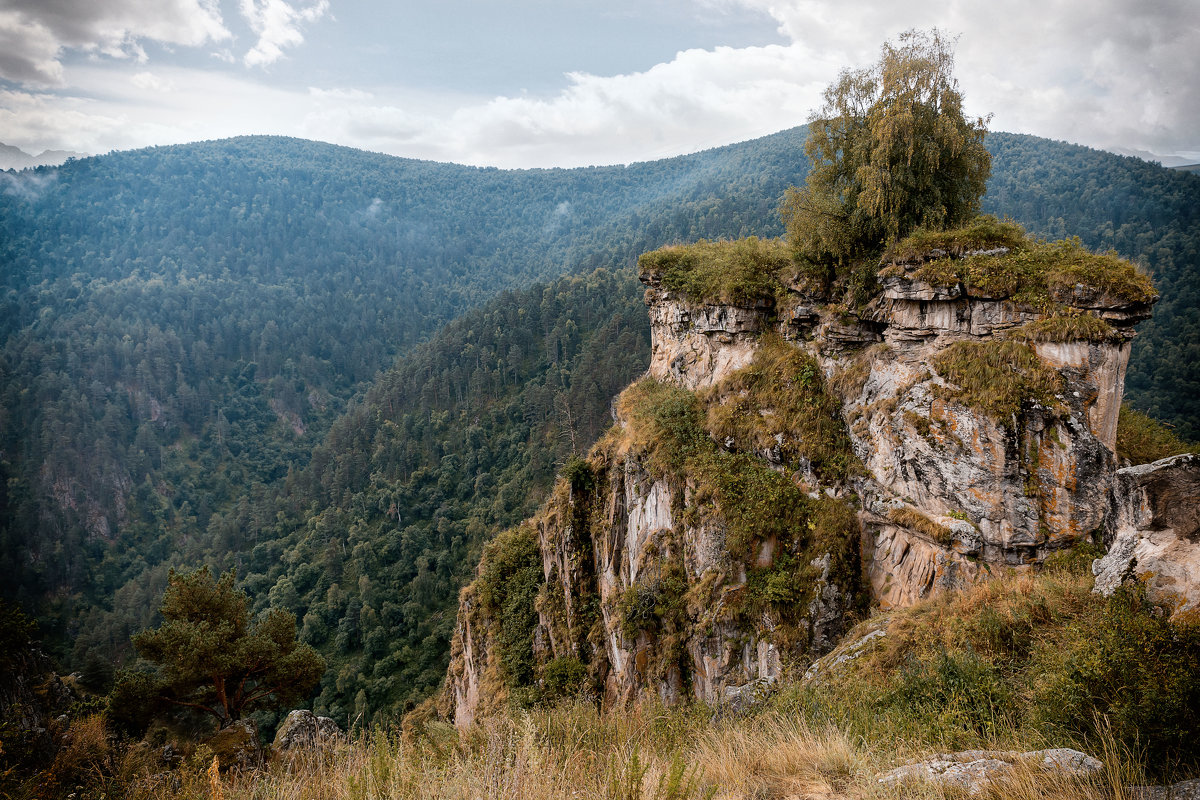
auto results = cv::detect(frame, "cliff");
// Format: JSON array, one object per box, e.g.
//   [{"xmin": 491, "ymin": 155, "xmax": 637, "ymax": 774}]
[{"xmin": 443, "ymin": 221, "xmax": 1197, "ymax": 726}]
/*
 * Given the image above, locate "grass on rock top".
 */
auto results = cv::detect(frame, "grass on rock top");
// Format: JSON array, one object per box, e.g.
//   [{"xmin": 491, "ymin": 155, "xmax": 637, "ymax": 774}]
[
  {"xmin": 638, "ymin": 216, "xmax": 1154, "ymax": 317},
  {"xmin": 881, "ymin": 217, "xmax": 1156, "ymax": 310},
  {"xmin": 637, "ymin": 236, "xmax": 792, "ymax": 305}
]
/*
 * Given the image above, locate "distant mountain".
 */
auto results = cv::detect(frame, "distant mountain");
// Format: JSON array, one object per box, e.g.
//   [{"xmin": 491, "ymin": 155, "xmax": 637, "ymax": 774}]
[{"xmin": 0, "ymin": 142, "xmax": 87, "ymax": 170}]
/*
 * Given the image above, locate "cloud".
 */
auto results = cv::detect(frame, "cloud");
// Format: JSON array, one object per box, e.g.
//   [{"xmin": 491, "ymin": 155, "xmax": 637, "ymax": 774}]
[
  {"xmin": 1, "ymin": 0, "xmax": 1195, "ymax": 168},
  {"xmin": 723, "ymin": 0, "xmax": 1200, "ymax": 157},
  {"xmin": 0, "ymin": 0, "xmax": 229, "ymax": 86},
  {"xmin": 131, "ymin": 71, "xmax": 174, "ymax": 92},
  {"xmin": 300, "ymin": 44, "xmax": 825, "ymax": 167},
  {"xmin": 240, "ymin": 0, "xmax": 329, "ymax": 67}
]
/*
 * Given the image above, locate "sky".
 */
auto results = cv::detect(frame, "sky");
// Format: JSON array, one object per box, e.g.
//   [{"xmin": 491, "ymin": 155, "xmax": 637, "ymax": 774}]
[{"xmin": 0, "ymin": 0, "xmax": 1197, "ymax": 169}]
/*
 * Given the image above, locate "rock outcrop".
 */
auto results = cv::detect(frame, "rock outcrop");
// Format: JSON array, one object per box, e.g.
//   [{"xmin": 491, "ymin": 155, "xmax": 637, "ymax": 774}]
[
  {"xmin": 1093, "ymin": 453, "xmax": 1200, "ymax": 616},
  {"xmin": 443, "ymin": 231, "xmax": 1200, "ymax": 727}
]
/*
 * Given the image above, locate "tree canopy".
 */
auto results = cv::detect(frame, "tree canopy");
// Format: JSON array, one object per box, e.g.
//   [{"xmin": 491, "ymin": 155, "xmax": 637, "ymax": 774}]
[
  {"xmin": 783, "ymin": 29, "xmax": 992, "ymax": 271},
  {"xmin": 129, "ymin": 567, "xmax": 325, "ymax": 729}
]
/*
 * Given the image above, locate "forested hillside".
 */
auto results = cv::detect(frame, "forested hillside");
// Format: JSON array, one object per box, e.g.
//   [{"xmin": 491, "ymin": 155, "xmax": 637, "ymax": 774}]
[
  {"xmin": 1, "ymin": 129, "xmax": 1197, "ymax": 726},
  {"xmin": 0, "ymin": 131, "xmax": 808, "ymax": 654}
]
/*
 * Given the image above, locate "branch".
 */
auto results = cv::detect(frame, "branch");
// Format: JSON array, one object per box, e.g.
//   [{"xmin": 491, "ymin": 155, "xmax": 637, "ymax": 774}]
[{"xmin": 160, "ymin": 696, "xmax": 224, "ymax": 721}]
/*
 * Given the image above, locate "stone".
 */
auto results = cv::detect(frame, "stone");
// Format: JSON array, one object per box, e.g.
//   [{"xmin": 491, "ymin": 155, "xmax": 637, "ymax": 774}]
[
  {"xmin": 877, "ymin": 748, "xmax": 1102, "ymax": 795},
  {"xmin": 203, "ymin": 718, "xmax": 262, "ymax": 771},
  {"xmin": 271, "ymin": 709, "xmax": 342, "ymax": 752},
  {"xmin": 1132, "ymin": 778, "xmax": 1200, "ymax": 800}
]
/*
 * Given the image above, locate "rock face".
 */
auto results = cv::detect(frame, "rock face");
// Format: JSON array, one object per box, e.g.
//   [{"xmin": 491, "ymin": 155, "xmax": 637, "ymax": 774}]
[
  {"xmin": 1093, "ymin": 453, "xmax": 1200, "ymax": 616},
  {"xmin": 646, "ymin": 269, "xmax": 1148, "ymax": 609},
  {"xmin": 443, "ymin": 240, "xmax": 1200, "ymax": 727}
]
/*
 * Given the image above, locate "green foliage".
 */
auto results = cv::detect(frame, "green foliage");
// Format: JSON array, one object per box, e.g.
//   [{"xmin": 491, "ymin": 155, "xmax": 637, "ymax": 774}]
[
  {"xmin": 562, "ymin": 456, "xmax": 596, "ymax": 496},
  {"xmin": 886, "ymin": 647, "xmax": 1013, "ymax": 736},
  {"xmin": 1115, "ymin": 404, "xmax": 1196, "ymax": 465},
  {"xmin": 129, "ymin": 566, "xmax": 325, "ymax": 729},
  {"xmin": 1030, "ymin": 582, "xmax": 1200, "ymax": 773},
  {"xmin": 783, "ymin": 29, "xmax": 991, "ymax": 271},
  {"xmin": 702, "ymin": 335, "xmax": 859, "ymax": 483},
  {"xmin": 540, "ymin": 656, "xmax": 588, "ymax": 700},
  {"xmin": 0, "ymin": 129, "xmax": 808, "ymax": 673},
  {"xmin": 932, "ymin": 339, "xmax": 1064, "ymax": 421},
  {"xmin": 476, "ymin": 526, "xmax": 542, "ymax": 692},
  {"xmin": 637, "ymin": 236, "xmax": 792, "ymax": 305}
]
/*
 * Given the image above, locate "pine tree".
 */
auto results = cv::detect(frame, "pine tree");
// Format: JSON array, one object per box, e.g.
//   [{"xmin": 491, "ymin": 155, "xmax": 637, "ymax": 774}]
[{"xmin": 128, "ymin": 566, "xmax": 325, "ymax": 729}]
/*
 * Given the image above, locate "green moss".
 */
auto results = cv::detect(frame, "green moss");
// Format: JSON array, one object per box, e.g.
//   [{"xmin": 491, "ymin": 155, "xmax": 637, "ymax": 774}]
[
  {"xmin": 1115, "ymin": 404, "xmax": 1196, "ymax": 465},
  {"xmin": 932, "ymin": 339, "xmax": 1063, "ymax": 422},
  {"xmin": 637, "ymin": 237, "xmax": 792, "ymax": 305}
]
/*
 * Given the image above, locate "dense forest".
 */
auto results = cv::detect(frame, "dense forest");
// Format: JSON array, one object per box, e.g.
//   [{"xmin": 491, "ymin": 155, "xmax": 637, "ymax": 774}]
[{"xmin": 1, "ymin": 128, "xmax": 1197, "ymax": 725}]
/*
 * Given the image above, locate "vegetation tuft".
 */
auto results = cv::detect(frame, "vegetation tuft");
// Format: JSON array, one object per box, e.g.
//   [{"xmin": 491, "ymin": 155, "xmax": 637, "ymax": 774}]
[
  {"xmin": 1115, "ymin": 404, "xmax": 1197, "ymax": 465},
  {"xmin": 637, "ymin": 236, "xmax": 793, "ymax": 306},
  {"xmin": 701, "ymin": 334, "xmax": 860, "ymax": 483},
  {"xmin": 883, "ymin": 219, "xmax": 1156, "ymax": 310},
  {"xmin": 933, "ymin": 339, "xmax": 1064, "ymax": 421}
]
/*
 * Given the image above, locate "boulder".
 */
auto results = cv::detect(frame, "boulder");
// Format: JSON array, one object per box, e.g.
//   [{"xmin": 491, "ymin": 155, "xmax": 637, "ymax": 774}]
[
  {"xmin": 1094, "ymin": 453, "xmax": 1200, "ymax": 617},
  {"xmin": 272, "ymin": 709, "xmax": 342, "ymax": 752},
  {"xmin": 203, "ymin": 718, "xmax": 262, "ymax": 771},
  {"xmin": 1133, "ymin": 778, "xmax": 1200, "ymax": 800}
]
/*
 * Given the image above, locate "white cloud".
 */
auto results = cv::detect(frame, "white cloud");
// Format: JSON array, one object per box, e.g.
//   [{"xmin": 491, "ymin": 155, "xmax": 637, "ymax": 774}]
[
  {"xmin": 130, "ymin": 71, "xmax": 174, "ymax": 92},
  {"xmin": 240, "ymin": 0, "xmax": 330, "ymax": 67},
  {"xmin": 299, "ymin": 44, "xmax": 825, "ymax": 167},
  {"xmin": 1, "ymin": 0, "xmax": 1195, "ymax": 167},
  {"xmin": 724, "ymin": 0, "xmax": 1200, "ymax": 157},
  {"xmin": 0, "ymin": 0, "xmax": 229, "ymax": 86}
]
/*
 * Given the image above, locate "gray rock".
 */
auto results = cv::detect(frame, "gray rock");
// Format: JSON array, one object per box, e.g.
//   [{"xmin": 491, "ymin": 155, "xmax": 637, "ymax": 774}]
[
  {"xmin": 272, "ymin": 709, "xmax": 342, "ymax": 751},
  {"xmin": 204, "ymin": 718, "xmax": 263, "ymax": 771},
  {"xmin": 878, "ymin": 748, "xmax": 1102, "ymax": 795}
]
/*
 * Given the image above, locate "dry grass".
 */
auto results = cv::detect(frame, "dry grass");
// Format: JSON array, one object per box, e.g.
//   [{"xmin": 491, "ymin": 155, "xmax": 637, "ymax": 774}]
[
  {"xmin": 638, "ymin": 237, "xmax": 793, "ymax": 306},
  {"xmin": 886, "ymin": 507, "xmax": 952, "ymax": 545},
  {"xmin": 117, "ymin": 699, "xmax": 1152, "ymax": 800}
]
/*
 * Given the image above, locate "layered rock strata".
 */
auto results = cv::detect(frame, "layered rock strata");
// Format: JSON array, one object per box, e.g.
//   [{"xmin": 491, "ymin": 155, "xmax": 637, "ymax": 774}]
[{"xmin": 444, "ymin": 241, "xmax": 1196, "ymax": 727}]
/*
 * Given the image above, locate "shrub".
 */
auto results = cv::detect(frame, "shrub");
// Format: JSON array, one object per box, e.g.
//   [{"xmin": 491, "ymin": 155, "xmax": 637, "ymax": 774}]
[{"xmin": 1115, "ymin": 404, "xmax": 1196, "ymax": 465}]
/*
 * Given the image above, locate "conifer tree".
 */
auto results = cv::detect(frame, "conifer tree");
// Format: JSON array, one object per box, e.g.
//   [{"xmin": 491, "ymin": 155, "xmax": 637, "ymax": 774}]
[
  {"xmin": 129, "ymin": 566, "xmax": 325, "ymax": 729},
  {"xmin": 783, "ymin": 29, "xmax": 991, "ymax": 274}
]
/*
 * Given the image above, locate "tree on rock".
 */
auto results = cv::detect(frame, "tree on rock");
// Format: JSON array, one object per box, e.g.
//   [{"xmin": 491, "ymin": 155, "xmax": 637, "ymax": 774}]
[
  {"xmin": 128, "ymin": 566, "xmax": 325, "ymax": 729},
  {"xmin": 783, "ymin": 29, "xmax": 991, "ymax": 275}
]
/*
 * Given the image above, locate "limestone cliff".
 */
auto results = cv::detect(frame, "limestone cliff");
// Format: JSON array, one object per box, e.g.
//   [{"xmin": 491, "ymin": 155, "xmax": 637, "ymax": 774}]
[{"xmin": 443, "ymin": 223, "xmax": 1192, "ymax": 727}]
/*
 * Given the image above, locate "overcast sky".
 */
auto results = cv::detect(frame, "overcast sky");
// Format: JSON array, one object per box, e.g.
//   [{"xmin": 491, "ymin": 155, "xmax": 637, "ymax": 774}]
[{"xmin": 0, "ymin": 0, "xmax": 1197, "ymax": 168}]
